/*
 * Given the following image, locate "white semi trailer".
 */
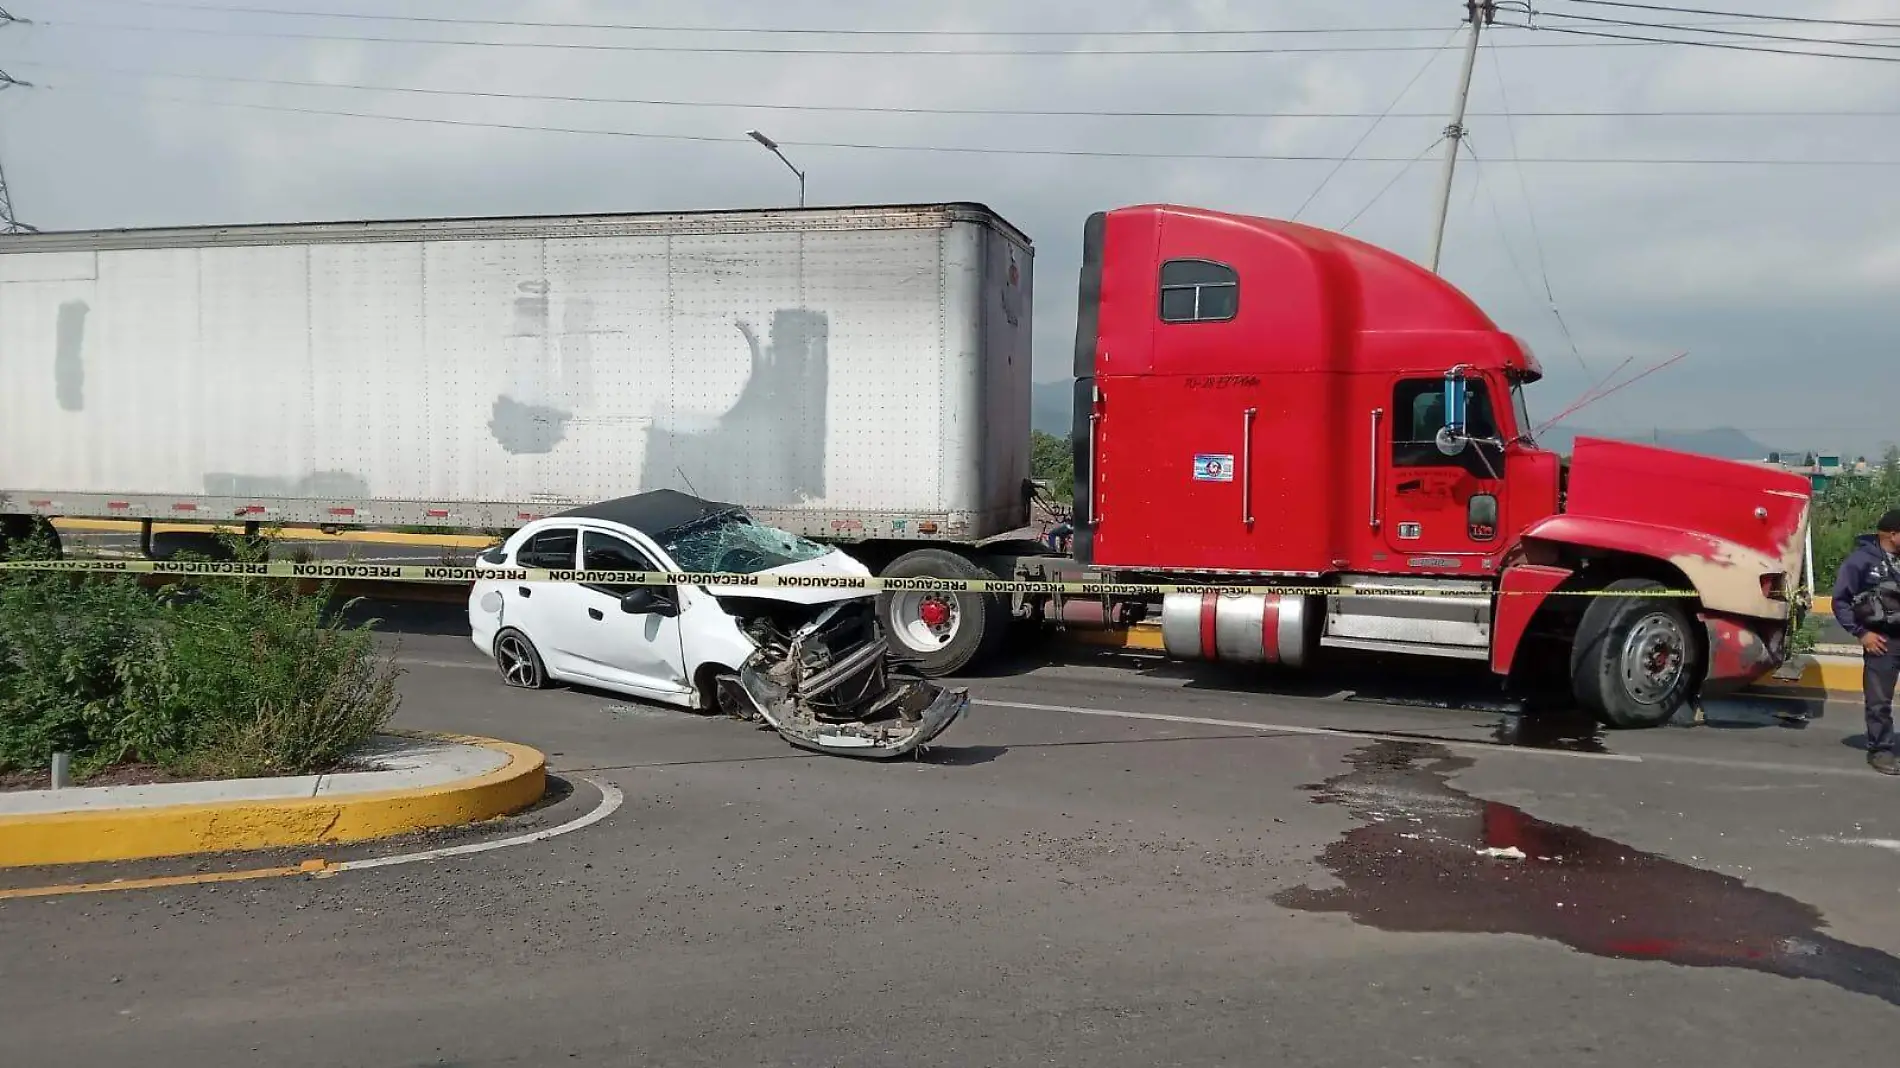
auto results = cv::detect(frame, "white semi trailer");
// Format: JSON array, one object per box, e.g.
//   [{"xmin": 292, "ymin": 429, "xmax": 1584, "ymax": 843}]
[{"xmin": 0, "ymin": 203, "xmax": 1045, "ymax": 674}]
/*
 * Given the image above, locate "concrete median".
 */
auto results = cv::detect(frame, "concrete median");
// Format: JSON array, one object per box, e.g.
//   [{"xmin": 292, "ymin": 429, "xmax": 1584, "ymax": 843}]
[{"xmin": 0, "ymin": 731, "xmax": 545, "ymax": 868}]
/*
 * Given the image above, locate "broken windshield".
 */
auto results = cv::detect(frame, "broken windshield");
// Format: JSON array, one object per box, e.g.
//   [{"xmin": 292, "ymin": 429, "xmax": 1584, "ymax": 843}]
[{"xmin": 659, "ymin": 513, "xmax": 833, "ymax": 574}]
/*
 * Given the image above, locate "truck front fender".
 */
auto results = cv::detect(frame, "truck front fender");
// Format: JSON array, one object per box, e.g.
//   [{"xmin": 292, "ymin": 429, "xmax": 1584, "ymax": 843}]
[
  {"xmin": 1491, "ymin": 563, "xmax": 1573, "ymax": 677},
  {"xmin": 1519, "ymin": 514, "xmax": 1788, "ymax": 621}
]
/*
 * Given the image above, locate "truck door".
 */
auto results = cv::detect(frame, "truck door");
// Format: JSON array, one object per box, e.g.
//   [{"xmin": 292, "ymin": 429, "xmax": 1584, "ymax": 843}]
[{"xmin": 1379, "ymin": 375, "xmax": 1508, "ymax": 566}]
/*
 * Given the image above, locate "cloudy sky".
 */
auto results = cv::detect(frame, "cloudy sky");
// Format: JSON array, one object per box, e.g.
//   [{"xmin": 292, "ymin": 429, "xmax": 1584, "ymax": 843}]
[{"xmin": 2, "ymin": 0, "xmax": 1897, "ymax": 457}]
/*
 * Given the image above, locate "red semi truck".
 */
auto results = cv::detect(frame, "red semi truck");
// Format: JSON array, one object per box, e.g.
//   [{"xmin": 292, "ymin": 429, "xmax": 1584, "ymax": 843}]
[{"xmin": 986, "ymin": 204, "xmax": 1813, "ymax": 728}]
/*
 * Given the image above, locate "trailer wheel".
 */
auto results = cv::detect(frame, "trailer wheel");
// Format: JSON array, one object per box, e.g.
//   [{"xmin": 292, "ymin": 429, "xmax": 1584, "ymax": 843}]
[
  {"xmin": 878, "ymin": 548, "xmax": 1007, "ymax": 677},
  {"xmin": 1569, "ymin": 578, "xmax": 1700, "ymax": 729}
]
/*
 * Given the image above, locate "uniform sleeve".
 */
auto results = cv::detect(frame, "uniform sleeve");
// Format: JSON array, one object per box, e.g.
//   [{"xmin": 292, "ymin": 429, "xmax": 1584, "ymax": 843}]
[{"xmin": 1834, "ymin": 554, "xmax": 1865, "ymax": 637}]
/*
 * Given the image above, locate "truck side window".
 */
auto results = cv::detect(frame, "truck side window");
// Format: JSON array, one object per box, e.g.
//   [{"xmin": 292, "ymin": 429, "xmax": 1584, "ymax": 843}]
[
  {"xmin": 581, "ymin": 531, "xmax": 656, "ymax": 596},
  {"xmin": 1158, "ymin": 259, "xmax": 1238, "ymax": 323},
  {"xmin": 1391, "ymin": 379, "xmax": 1503, "ymax": 475},
  {"xmin": 516, "ymin": 527, "xmax": 578, "ymax": 570}
]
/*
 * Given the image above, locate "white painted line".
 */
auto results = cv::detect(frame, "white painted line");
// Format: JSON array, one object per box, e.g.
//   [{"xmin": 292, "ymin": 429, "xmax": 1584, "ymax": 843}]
[
  {"xmin": 1817, "ymin": 836, "xmax": 1900, "ymax": 851},
  {"xmin": 976, "ymin": 699, "xmax": 1644, "ymax": 762},
  {"xmin": 324, "ymin": 777, "xmax": 624, "ymax": 874},
  {"xmin": 395, "ymin": 655, "xmax": 489, "ymax": 671}
]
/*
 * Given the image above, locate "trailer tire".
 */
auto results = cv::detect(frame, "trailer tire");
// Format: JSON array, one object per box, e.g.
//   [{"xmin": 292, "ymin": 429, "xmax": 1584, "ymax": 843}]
[
  {"xmin": 878, "ymin": 548, "xmax": 1007, "ymax": 677},
  {"xmin": 1569, "ymin": 578, "xmax": 1699, "ymax": 729}
]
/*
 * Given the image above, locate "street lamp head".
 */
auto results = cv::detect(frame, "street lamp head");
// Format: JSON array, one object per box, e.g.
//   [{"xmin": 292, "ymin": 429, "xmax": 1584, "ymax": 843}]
[{"xmin": 746, "ymin": 130, "xmax": 779, "ymax": 151}]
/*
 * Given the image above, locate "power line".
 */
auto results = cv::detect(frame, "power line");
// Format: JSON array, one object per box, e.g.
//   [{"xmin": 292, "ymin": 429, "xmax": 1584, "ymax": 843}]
[
  {"xmin": 52, "ymin": 85, "xmax": 1900, "ymax": 166},
  {"xmin": 1512, "ymin": 20, "xmax": 1900, "ymax": 61},
  {"xmin": 60, "ymin": 0, "xmax": 1893, "ymax": 38},
  {"xmin": 1293, "ymin": 27, "xmax": 1461, "ymax": 221},
  {"xmin": 1539, "ymin": 9, "xmax": 1900, "ymax": 49},
  {"xmin": 1341, "ymin": 138, "xmax": 1447, "ymax": 232},
  {"xmin": 1552, "ymin": 0, "xmax": 1900, "ymax": 31},
  {"xmin": 62, "ymin": 1, "xmax": 1469, "ymax": 37},
  {"xmin": 21, "ymin": 60, "xmax": 1900, "ymax": 118},
  {"xmin": 1483, "ymin": 44, "xmax": 1584, "ymax": 373},
  {"xmin": 38, "ymin": 16, "xmax": 1783, "ymax": 56}
]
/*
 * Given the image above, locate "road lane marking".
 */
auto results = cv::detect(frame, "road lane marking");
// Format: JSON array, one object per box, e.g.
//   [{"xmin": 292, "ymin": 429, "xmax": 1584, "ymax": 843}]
[
  {"xmin": 323, "ymin": 778, "xmax": 623, "ymax": 873},
  {"xmin": 976, "ymin": 699, "xmax": 1644, "ymax": 762},
  {"xmin": 0, "ymin": 860, "xmax": 329, "ymax": 900},
  {"xmin": 0, "ymin": 777, "xmax": 621, "ymax": 901}
]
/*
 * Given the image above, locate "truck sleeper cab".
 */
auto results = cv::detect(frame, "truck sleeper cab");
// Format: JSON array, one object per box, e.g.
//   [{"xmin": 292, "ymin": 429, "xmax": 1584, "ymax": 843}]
[{"xmin": 1069, "ymin": 204, "xmax": 1812, "ymax": 727}]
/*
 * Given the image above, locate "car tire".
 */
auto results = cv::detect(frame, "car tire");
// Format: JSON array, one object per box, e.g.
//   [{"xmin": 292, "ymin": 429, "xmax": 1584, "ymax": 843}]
[
  {"xmin": 494, "ymin": 628, "xmax": 553, "ymax": 690},
  {"xmin": 877, "ymin": 548, "xmax": 1008, "ymax": 677},
  {"xmin": 1570, "ymin": 578, "xmax": 1700, "ymax": 729}
]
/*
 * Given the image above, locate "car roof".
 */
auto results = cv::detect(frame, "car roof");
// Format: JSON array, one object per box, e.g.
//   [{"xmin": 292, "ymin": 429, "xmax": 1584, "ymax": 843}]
[{"xmin": 547, "ymin": 489, "xmax": 742, "ymax": 539}]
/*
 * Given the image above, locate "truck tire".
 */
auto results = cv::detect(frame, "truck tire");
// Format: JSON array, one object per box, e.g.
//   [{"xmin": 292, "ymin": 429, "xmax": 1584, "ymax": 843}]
[
  {"xmin": 1569, "ymin": 578, "xmax": 1700, "ymax": 729},
  {"xmin": 877, "ymin": 548, "xmax": 1008, "ymax": 677}
]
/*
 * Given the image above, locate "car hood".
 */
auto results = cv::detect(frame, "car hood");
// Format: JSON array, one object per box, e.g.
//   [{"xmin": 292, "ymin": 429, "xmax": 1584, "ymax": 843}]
[{"xmin": 698, "ymin": 548, "xmax": 878, "ymax": 605}]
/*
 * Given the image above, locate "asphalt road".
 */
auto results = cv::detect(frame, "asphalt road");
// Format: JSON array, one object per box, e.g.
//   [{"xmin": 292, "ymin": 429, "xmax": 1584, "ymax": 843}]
[{"xmin": 5, "ymin": 570, "xmax": 1898, "ymax": 1064}]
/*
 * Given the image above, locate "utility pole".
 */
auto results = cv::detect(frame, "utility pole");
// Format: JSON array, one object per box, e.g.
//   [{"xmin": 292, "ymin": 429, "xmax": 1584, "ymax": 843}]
[{"xmin": 1427, "ymin": 0, "xmax": 1493, "ymax": 274}]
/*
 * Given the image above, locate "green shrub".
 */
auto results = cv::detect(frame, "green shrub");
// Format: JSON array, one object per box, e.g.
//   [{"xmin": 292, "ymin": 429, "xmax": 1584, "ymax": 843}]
[{"xmin": 0, "ymin": 530, "xmax": 400, "ymax": 779}]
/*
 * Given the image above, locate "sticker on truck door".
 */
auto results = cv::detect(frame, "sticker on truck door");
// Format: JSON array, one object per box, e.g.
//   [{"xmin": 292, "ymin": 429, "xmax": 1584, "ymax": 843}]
[{"xmin": 1193, "ymin": 454, "xmax": 1235, "ymax": 482}]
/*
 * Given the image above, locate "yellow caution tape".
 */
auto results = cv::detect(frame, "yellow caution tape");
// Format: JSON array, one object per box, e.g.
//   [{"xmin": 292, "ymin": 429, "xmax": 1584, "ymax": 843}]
[{"xmin": 0, "ymin": 557, "xmax": 1710, "ymax": 598}]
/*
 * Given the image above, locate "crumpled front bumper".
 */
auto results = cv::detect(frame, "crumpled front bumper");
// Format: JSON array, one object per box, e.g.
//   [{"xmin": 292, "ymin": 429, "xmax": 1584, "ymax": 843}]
[{"xmin": 732, "ymin": 657, "xmax": 971, "ymax": 760}]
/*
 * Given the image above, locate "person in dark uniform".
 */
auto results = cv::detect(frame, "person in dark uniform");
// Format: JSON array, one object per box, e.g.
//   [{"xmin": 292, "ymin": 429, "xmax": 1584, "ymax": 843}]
[{"xmin": 1834, "ymin": 509, "xmax": 1900, "ymax": 774}]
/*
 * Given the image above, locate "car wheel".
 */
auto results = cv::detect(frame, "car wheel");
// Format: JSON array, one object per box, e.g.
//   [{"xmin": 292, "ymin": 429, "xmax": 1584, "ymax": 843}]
[{"xmin": 494, "ymin": 628, "xmax": 552, "ymax": 690}]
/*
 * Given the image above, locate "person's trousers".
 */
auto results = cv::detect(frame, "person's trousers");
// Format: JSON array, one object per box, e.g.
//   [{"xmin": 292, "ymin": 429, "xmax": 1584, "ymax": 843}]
[{"xmin": 1865, "ymin": 646, "xmax": 1900, "ymax": 753}]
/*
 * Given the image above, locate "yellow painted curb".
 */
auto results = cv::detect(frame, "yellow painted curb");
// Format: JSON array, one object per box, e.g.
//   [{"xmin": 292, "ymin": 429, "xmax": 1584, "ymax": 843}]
[
  {"xmin": 1065, "ymin": 624, "xmax": 1166, "ymax": 653},
  {"xmin": 0, "ymin": 731, "xmax": 546, "ymax": 869},
  {"xmin": 1752, "ymin": 656, "xmax": 1863, "ymax": 699},
  {"xmin": 52, "ymin": 518, "xmax": 497, "ymax": 549}
]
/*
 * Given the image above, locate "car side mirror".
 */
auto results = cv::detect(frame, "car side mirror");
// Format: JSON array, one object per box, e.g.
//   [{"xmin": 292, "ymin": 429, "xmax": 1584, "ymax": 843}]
[
  {"xmin": 620, "ymin": 588, "xmax": 679, "ymax": 617},
  {"xmin": 1437, "ymin": 366, "xmax": 1471, "ymax": 456}
]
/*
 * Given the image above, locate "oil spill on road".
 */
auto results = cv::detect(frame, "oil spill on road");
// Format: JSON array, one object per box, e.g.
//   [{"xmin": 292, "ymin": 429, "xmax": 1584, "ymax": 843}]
[{"xmin": 1273, "ymin": 741, "xmax": 1900, "ymax": 1005}]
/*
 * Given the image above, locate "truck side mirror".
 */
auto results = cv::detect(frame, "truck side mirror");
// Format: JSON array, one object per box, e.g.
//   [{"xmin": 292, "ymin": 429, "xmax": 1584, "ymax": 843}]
[{"xmin": 1437, "ymin": 368, "xmax": 1470, "ymax": 457}]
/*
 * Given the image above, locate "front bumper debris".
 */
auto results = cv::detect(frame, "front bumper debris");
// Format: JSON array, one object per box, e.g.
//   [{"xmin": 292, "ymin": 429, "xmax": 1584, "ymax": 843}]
[{"xmin": 732, "ymin": 663, "xmax": 969, "ymax": 760}]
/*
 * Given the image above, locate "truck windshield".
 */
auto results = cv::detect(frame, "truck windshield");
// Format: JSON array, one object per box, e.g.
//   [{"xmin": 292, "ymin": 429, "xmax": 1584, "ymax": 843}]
[
  {"xmin": 1510, "ymin": 382, "xmax": 1535, "ymax": 444},
  {"xmin": 659, "ymin": 514, "xmax": 832, "ymax": 575}
]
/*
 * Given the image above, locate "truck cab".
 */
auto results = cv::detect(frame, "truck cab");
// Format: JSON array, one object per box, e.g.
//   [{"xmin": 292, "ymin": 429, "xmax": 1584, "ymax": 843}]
[{"xmin": 1070, "ymin": 204, "xmax": 1811, "ymax": 727}]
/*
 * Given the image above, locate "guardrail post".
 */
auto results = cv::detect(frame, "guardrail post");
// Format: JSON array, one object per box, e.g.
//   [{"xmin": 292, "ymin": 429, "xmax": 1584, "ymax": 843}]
[{"xmin": 50, "ymin": 751, "xmax": 71, "ymax": 789}]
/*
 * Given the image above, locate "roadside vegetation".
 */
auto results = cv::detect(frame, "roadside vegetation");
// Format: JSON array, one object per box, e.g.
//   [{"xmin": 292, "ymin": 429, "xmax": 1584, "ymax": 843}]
[{"xmin": 0, "ymin": 529, "xmax": 400, "ymax": 783}]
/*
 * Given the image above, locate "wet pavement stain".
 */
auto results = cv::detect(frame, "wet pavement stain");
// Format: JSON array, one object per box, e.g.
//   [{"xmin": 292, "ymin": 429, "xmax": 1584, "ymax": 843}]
[{"xmin": 1273, "ymin": 741, "xmax": 1900, "ymax": 1006}]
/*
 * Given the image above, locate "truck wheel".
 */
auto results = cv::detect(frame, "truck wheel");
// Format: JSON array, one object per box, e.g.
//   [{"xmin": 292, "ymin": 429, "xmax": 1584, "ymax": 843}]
[
  {"xmin": 1569, "ymin": 578, "xmax": 1700, "ymax": 729},
  {"xmin": 878, "ymin": 548, "xmax": 1007, "ymax": 677}
]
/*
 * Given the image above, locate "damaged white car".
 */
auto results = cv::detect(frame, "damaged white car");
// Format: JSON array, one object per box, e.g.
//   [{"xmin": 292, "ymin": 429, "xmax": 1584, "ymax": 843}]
[{"xmin": 468, "ymin": 490, "xmax": 967, "ymax": 759}]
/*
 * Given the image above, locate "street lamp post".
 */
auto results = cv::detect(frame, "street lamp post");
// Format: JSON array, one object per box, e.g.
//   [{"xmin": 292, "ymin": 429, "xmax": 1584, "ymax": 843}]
[{"xmin": 746, "ymin": 129, "xmax": 806, "ymax": 208}]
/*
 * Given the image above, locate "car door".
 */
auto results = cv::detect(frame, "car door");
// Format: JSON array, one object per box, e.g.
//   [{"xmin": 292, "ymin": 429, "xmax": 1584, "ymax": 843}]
[
  {"xmin": 506, "ymin": 525, "xmax": 578, "ymax": 671},
  {"xmin": 541, "ymin": 527, "xmax": 691, "ymax": 700},
  {"xmin": 1380, "ymin": 374, "xmax": 1509, "ymax": 569}
]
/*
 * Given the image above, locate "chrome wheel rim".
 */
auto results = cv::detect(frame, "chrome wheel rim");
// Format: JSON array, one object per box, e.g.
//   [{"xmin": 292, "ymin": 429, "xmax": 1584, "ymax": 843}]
[
  {"xmin": 496, "ymin": 633, "xmax": 540, "ymax": 687},
  {"xmin": 1620, "ymin": 612, "xmax": 1687, "ymax": 704}
]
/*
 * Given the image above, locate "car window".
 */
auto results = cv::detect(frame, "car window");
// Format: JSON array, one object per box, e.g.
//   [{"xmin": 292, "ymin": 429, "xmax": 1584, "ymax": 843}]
[
  {"xmin": 581, "ymin": 531, "xmax": 656, "ymax": 596},
  {"xmin": 516, "ymin": 527, "xmax": 577, "ymax": 570},
  {"xmin": 660, "ymin": 513, "xmax": 830, "ymax": 574}
]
